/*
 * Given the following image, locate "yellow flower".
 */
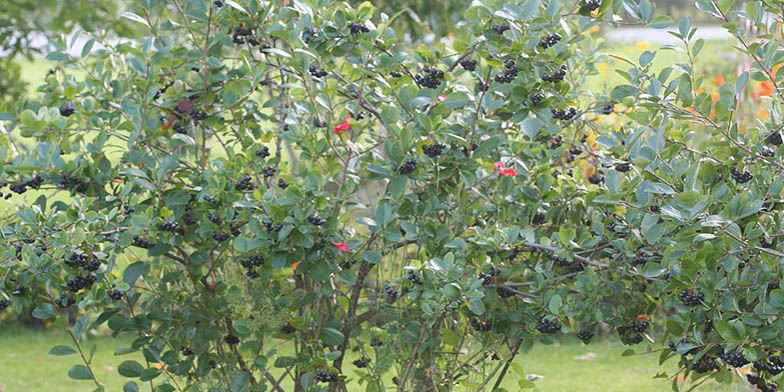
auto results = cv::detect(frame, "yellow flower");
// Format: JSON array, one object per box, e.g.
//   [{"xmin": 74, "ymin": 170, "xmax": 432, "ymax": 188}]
[
  {"xmin": 634, "ymin": 41, "xmax": 650, "ymax": 51},
  {"xmin": 759, "ymin": 107, "xmax": 770, "ymax": 120}
]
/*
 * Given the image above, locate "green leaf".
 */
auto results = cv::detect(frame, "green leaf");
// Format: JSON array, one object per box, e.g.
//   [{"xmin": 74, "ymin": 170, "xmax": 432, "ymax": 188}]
[
  {"xmin": 68, "ymin": 365, "xmax": 94, "ymax": 380},
  {"xmin": 49, "ymin": 345, "xmax": 77, "ymax": 356},
  {"xmin": 320, "ymin": 328, "xmax": 345, "ymax": 346},
  {"xmin": 123, "ymin": 262, "xmax": 146, "ymax": 286},
  {"xmin": 715, "ymin": 320, "xmax": 739, "ymax": 343},
  {"xmin": 611, "ymin": 85, "xmax": 639, "ymax": 100},
  {"xmin": 548, "ymin": 294, "xmax": 563, "ymax": 314},
  {"xmin": 32, "ymin": 303, "xmax": 57, "ymax": 320},
  {"xmin": 118, "ymin": 360, "xmax": 145, "ymax": 378},
  {"xmin": 123, "ymin": 382, "xmax": 139, "ymax": 392},
  {"xmin": 650, "ymin": 15, "xmax": 673, "ymax": 29},
  {"xmin": 120, "ymin": 12, "xmax": 150, "ymax": 27},
  {"xmin": 72, "ymin": 315, "xmax": 90, "ymax": 339}
]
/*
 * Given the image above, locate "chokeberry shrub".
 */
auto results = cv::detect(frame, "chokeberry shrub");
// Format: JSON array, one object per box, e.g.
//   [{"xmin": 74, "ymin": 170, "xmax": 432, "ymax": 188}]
[{"xmin": 2, "ymin": 0, "xmax": 784, "ymax": 392}]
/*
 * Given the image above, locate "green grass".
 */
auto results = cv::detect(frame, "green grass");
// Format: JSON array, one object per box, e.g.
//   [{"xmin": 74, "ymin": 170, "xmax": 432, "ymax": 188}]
[{"xmin": 0, "ymin": 322, "xmax": 753, "ymax": 392}]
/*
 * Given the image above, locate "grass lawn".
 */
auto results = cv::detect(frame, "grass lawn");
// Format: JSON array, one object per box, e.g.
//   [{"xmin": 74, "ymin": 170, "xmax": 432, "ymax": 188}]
[{"xmin": 0, "ymin": 322, "xmax": 752, "ymax": 392}]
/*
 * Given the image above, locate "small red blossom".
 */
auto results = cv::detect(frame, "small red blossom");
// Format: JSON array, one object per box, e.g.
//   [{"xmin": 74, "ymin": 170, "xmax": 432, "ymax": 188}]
[
  {"xmin": 332, "ymin": 241, "xmax": 349, "ymax": 252},
  {"xmin": 437, "ymin": 94, "xmax": 448, "ymax": 103},
  {"xmin": 493, "ymin": 161, "xmax": 519, "ymax": 177},
  {"xmin": 333, "ymin": 115, "xmax": 351, "ymax": 135},
  {"xmin": 637, "ymin": 314, "xmax": 651, "ymax": 322}
]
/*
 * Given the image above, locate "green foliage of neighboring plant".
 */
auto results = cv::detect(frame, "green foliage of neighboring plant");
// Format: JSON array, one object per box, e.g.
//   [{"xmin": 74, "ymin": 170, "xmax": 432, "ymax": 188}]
[{"xmin": 1, "ymin": 0, "xmax": 784, "ymax": 392}]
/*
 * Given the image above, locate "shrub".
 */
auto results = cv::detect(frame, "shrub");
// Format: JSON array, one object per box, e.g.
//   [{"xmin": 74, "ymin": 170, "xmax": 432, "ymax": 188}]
[{"xmin": 1, "ymin": 0, "xmax": 784, "ymax": 391}]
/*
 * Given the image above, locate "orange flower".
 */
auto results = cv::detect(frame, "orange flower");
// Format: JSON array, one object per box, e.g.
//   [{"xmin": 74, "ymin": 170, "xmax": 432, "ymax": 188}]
[
  {"xmin": 333, "ymin": 115, "xmax": 351, "ymax": 135},
  {"xmin": 759, "ymin": 81, "xmax": 774, "ymax": 97},
  {"xmin": 290, "ymin": 261, "xmax": 301, "ymax": 271},
  {"xmin": 711, "ymin": 91, "xmax": 719, "ymax": 103},
  {"xmin": 759, "ymin": 107, "xmax": 770, "ymax": 120},
  {"xmin": 713, "ymin": 74, "xmax": 725, "ymax": 86},
  {"xmin": 637, "ymin": 314, "xmax": 651, "ymax": 321},
  {"xmin": 773, "ymin": 64, "xmax": 783, "ymax": 78}
]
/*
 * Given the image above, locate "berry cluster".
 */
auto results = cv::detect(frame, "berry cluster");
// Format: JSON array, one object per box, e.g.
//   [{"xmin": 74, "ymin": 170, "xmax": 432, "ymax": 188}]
[
  {"xmin": 213, "ymin": 0, "xmax": 223, "ymax": 7},
  {"xmin": 470, "ymin": 318, "xmax": 493, "ymax": 332},
  {"xmin": 389, "ymin": 71, "xmax": 402, "ymax": 78},
  {"xmin": 232, "ymin": 26, "xmax": 254, "ymax": 45},
  {"xmin": 542, "ymin": 65, "xmax": 567, "ymax": 83},
  {"xmin": 108, "ymin": 290, "xmax": 124, "ymax": 300},
  {"xmin": 263, "ymin": 220, "xmax": 283, "ymax": 233},
  {"xmin": 530, "ymin": 93, "xmax": 544, "ymax": 105},
  {"xmin": 747, "ymin": 374, "xmax": 778, "ymax": 392},
  {"xmin": 549, "ymin": 255, "xmax": 569, "ymax": 266},
  {"xmin": 459, "ymin": 59, "xmax": 477, "ymax": 71},
  {"xmin": 538, "ymin": 33, "xmax": 562, "ymax": 49},
  {"xmin": 576, "ymin": 329, "xmax": 594, "ymax": 343},
  {"xmin": 535, "ymin": 318, "xmax": 560, "ymax": 333},
  {"xmin": 479, "ymin": 272, "xmax": 493, "ymax": 286},
  {"xmin": 532, "ymin": 213, "xmax": 546, "ymax": 225},
  {"xmin": 730, "ymin": 168, "xmax": 753, "ymax": 184},
  {"xmin": 190, "ymin": 110, "xmax": 208, "ymax": 121},
  {"xmin": 754, "ymin": 356, "xmax": 784, "ymax": 375},
  {"xmin": 353, "ymin": 357, "xmax": 371, "ymax": 368},
  {"xmin": 585, "ymin": 0, "xmax": 601, "ymax": 11},
  {"xmin": 422, "ymin": 142, "xmax": 446, "ymax": 158},
  {"xmin": 309, "ymin": 65, "xmax": 328, "ymax": 78},
  {"xmin": 720, "ymin": 351, "xmax": 749, "ymax": 368},
  {"xmin": 407, "ymin": 270, "xmax": 422, "ymax": 285},
  {"xmin": 370, "ymin": 337, "xmax": 383, "ymax": 347},
  {"xmin": 627, "ymin": 320, "xmax": 649, "ymax": 333},
  {"xmin": 549, "ymin": 135, "xmax": 563, "ymax": 149},
  {"xmin": 494, "ymin": 59, "xmax": 519, "ymax": 83},
  {"xmin": 262, "ymin": 166, "xmax": 276, "ymax": 177},
  {"xmin": 569, "ymin": 146, "xmax": 583, "ymax": 156},
  {"xmin": 414, "ymin": 67, "xmax": 445, "ymax": 89},
  {"xmin": 762, "ymin": 148, "xmax": 776, "ymax": 158},
  {"xmin": 207, "ymin": 213, "xmax": 222, "ymax": 225},
  {"xmin": 9, "ymin": 174, "xmax": 44, "ymax": 195},
  {"xmin": 212, "ymin": 231, "xmax": 230, "ymax": 242},
  {"xmin": 0, "ymin": 300, "xmax": 9, "ymax": 311},
  {"xmin": 278, "ymin": 178, "xmax": 288, "ymax": 189},
  {"xmin": 280, "ymin": 322, "xmax": 296, "ymax": 334},
  {"xmin": 132, "ymin": 236, "xmax": 154, "ymax": 249},
  {"xmin": 691, "ymin": 356, "xmax": 719, "ymax": 373},
  {"xmin": 615, "ymin": 163, "xmax": 631, "ymax": 172},
  {"xmin": 678, "ymin": 290, "xmax": 704, "ymax": 306},
  {"xmin": 256, "ymin": 145, "xmax": 270, "ymax": 159},
  {"xmin": 349, "ymin": 22, "xmax": 370, "ymax": 34},
  {"xmin": 552, "ymin": 107, "xmax": 577, "ymax": 121},
  {"xmin": 180, "ymin": 346, "xmax": 194, "ymax": 356},
  {"xmin": 399, "ymin": 159, "xmax": 417, "ymax": 174},
  {"xmin": 384, "ymin": 283, "xmax": 398, "ymax": 302},
  {"xmin": 235, "ymin": 175, "xmax": 253, "ymax": 191},
  {"xmin": 491, "ymin": 23, "xmax": 510, "ymax": 34},
  {"xmin": 66, "ymin": 252, "xmax": 100, "ymax": 272},
  {"xmin": 224, "ymin": 335, "xmax": 240, "ymax": 345},
  {"xmin": 315, "ymin": 370, "xmax": 337, "ymax": 383},
  {"xmin": 766, "ymin": 131, "xmax": 782, "ymax": 146},
  {"xmin": 587, "ymin": 173, "xmax": 604, "ymax": 184},
  {"xmin": 66, "ymin": 275, "xmax": 96, "ymax": 292},
  {"xmin": 160, "ymin": 220, "xmax": 180, "ymax": 232},
  {"xmin": 601, "ymin": 103, "xmax": 614, "ymax": 114},
  {"xmin": 56, "ymin": 294, "xmax": 75, "ymax": 308},
  {"xmin": 59, "ymin": 104, "xmax": 75, "ymax": 117},
  {"xmin": 203, "ymin": 195, "xmax": 220, "ymax": 207},
  {"xmin": 308, "ymin": 215, "xmax": 326, "ymax": 226}
]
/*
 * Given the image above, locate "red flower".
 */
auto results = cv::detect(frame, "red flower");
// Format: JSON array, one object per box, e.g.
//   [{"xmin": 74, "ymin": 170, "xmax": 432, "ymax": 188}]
[
  {"xmin": 437, "ymin": 94, "xmax": 448, "ymax": 103},
  {"xmin": 333, "ymin": 115, "xmax": 351, "ymax": 135},
  {"xmin": 637, "ymin": 314, "xmax": 651, "ymax": 322},
  {"xmin": 493, "ymin": 161, "xmax": 519, "ymax": 177},
  {"xmin": 332, "ymin": 241, "xmax": 349, "ymax": 252}
]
